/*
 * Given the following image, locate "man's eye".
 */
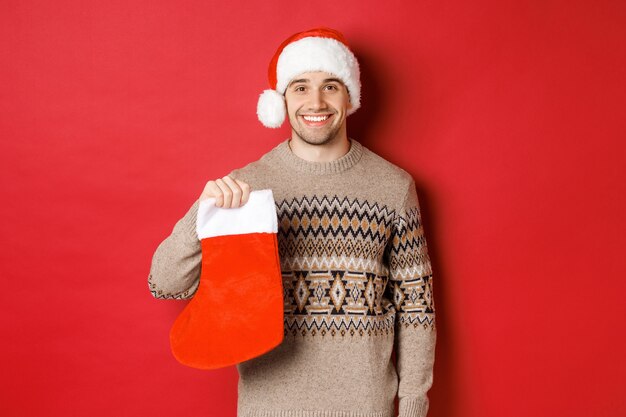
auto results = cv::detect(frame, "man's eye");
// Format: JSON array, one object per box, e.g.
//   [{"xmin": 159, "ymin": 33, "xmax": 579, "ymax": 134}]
[
  {"xmin": 295, "ymin": 86, "xmax": 305, "ymax": 92},
  {"xmin": 325, "ymin": 85, "xmax": 338, "ymax": 90}
]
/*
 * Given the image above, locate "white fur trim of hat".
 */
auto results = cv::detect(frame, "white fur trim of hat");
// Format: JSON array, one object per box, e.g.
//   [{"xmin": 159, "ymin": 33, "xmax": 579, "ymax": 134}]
[{"xmin": 257, "ymin": 34, "xmax": 361, "ymax": 128}]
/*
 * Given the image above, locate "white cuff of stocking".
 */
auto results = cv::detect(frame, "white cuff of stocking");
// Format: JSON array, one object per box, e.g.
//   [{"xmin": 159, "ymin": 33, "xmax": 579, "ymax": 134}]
[{"xmin": 196, "ymin": 189, "xmax": 278, "ymax": 239}]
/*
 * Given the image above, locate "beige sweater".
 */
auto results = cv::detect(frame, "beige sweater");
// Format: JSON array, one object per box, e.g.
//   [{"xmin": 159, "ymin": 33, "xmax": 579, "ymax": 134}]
[{"xmin": 148, "ymin": 138, "xmax": 437, "ymax": 417}]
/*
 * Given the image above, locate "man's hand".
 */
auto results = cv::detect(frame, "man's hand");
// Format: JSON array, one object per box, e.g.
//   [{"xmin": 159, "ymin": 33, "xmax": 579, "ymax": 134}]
[{"xmin": 199, "ymin": 176, "xmax": 251, "ymax": 208}]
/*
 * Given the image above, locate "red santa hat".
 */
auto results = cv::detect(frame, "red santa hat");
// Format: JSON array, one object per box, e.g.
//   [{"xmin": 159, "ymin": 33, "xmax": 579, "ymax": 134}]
[{"xmin": 256, "ymin": 27, "xmax": 362, "ymax": 128}]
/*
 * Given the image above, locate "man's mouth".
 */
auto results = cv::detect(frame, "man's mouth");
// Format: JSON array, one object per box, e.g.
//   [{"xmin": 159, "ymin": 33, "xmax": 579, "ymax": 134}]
[{"xmin": 300, "ymin": 114, "xmax": 333, "ymax": 126}]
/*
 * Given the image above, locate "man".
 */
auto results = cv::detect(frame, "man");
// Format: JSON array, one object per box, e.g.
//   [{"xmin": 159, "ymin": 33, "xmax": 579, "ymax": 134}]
[{"xmin": 149, "ymin": 27, "xmax": 437, "ymax": 417}]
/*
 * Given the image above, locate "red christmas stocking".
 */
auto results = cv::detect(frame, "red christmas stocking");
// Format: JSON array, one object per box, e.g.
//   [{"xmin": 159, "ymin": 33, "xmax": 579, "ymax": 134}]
[{"xmin": 169, "ymin": 189, "xmax": 284, "ymax": 369}]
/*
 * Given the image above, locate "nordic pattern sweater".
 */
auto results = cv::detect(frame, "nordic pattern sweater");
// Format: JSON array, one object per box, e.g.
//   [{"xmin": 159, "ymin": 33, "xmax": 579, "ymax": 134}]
[{"xmin": 148, "ymin": 138, "xmax": 437, "ymax": 417}]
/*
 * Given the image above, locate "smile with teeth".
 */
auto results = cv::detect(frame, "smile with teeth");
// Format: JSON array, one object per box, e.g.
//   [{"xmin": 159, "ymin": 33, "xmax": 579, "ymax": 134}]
[
  {"xmin": 303, "ymin": 115, "xmax": 330, "ymax": 121},
  {"xmin": 301, "ymin": 114, "xmax": 333, "ymax": 125}
]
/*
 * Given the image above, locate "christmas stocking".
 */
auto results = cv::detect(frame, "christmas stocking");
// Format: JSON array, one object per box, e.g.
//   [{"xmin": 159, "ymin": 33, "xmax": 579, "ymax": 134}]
[{"xmin": 169, "ymin": 189, "xmax": 284, "ymax": 369}]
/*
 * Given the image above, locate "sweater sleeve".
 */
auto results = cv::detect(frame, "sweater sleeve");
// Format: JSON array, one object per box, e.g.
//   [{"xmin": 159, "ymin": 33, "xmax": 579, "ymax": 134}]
[
  {"xmin": 385, "ymin": 179, "xmax": 437, "ymax": 417},
  {"xmin": 148, "ymin": 199, "xmax": 202, "ymax": 300}
]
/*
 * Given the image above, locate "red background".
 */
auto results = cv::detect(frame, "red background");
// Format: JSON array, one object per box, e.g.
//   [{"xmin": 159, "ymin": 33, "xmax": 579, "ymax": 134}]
[{"xmin": 1, "ymin": 1, "xmax": 624, "ymax": 416}]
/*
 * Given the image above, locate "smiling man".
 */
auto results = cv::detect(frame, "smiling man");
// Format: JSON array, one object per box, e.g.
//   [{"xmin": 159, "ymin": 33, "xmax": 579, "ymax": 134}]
[
  {"xmin": 285, "ymin": 73, "xmax": 351, "ymax": 145},
  {"xmin": 281, "ymin": 71, "xmax": 353, "ymax": 166},
  {"xmin": 149, "ymin": 27, "xmax": 437, "ymax": 417}
]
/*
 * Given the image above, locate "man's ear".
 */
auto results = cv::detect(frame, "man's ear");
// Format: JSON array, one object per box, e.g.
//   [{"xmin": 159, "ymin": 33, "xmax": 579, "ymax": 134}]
[
  {"xmin": 283, "ymin": 95, "xmax": 295, "ymax": 128},
  {"xmin": 283, "ymin": 94, "xmax": 290, "ymax": 113},
  {"xmin": 345, "ymin": 85, "xmax": 353, "ymax": 110}
]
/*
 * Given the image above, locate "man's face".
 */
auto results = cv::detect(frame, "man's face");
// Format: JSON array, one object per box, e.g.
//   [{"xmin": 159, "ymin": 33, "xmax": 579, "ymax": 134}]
[{"xmin": 284, "ymin": 71, "xmax": 352, "ymax": 145}]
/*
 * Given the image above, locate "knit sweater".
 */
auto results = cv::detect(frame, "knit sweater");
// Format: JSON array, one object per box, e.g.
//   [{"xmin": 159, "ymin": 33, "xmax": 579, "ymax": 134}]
[{"xmin": 148, "ymin": 138, "xmax": 437, "ymax": 417}]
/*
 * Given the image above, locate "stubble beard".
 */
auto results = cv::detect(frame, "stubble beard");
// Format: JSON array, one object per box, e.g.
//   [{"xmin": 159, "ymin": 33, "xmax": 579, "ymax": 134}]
[{"xmin": 289, "ymin": 112, "xmax": 343, "ymax": 146}]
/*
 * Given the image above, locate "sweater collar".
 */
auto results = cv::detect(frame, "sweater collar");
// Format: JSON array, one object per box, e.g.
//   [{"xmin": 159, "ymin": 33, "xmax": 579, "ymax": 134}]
[{"xmin": 275, "ymin": 138, "xmax": 364, "ymax": 175}]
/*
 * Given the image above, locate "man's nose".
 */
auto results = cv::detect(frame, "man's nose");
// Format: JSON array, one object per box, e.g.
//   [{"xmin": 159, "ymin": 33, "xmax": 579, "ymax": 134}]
[{"xmin": 307, "ymin": 89, "xmax": 327, "ymax": 111}]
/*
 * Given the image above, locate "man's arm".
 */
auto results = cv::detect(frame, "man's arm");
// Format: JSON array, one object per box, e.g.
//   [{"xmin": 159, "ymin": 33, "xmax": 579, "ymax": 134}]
[
  {"xmin": 148, "ymin": 199, "xmax": 202, "ymax": 300},
  {"xmin": 147, "ymin": 169, "xmax": 249, "ymax": 299},
  {"xmin": 386, "ymin": 178, "xmax": 437, "ymax": 417}
]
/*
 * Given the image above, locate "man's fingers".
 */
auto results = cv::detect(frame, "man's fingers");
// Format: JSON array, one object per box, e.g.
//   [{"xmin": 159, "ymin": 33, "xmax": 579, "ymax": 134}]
[
  {"xmin": 234, "ymin": 179, "xmax": 251, "ymax": 205},
  {"xmin": 199, "ymin": 177, "xmax": 250, "ymax": 208},
  {"xmin": 221, "ymin": 176, "xmax": 243, "ymax": 207},
  {"xmin": 200, "ymin": 181, "xmax": 220, "ymax": 203},
  {"xmin": 214, "ymin": 178, "xmax": 233, "ymax": 208}
]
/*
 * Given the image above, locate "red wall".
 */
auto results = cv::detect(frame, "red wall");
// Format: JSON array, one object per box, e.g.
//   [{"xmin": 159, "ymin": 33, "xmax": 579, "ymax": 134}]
[{"xmin": 1, "ymin": 1, "xmax": 624, "ymax": 416}]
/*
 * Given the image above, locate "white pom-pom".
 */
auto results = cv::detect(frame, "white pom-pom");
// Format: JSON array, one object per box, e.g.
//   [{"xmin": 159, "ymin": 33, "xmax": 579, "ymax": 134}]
[{"xmin": 257, "ymin": 89, "xmax": 286, "ymax": 128}]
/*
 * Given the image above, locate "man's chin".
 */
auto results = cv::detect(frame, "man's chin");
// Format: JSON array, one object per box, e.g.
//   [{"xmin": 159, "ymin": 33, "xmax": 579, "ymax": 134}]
[
  {"xmin": 294, "ymin": 135, "xmax": 330, "ymax": 146},
  {"xmin": 294, "ymin": 128, "xmax": 337, "ymax": 143},
  {"xmin": 288, "ymin": 118, "xmax": 343, "ymax": 144}
]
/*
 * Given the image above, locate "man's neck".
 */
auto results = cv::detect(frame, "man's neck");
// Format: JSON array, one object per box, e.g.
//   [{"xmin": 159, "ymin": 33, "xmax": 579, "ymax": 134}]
[{"xmin": 288, "ymin": 134, "xmax": 351, "ymax": 163}]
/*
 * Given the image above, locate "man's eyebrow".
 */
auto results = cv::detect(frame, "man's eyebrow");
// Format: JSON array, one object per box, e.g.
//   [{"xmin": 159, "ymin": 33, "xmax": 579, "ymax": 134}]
[
  {"xmin": 289, "ymin": 78, "xmax": 309, "ymax": 86},
  {"xmin": 288, "ymin": 77, "xmax": 344, "ymax": 87}
]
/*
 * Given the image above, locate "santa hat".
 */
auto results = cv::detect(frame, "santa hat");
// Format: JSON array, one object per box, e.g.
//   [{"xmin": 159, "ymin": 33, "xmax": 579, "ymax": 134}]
[{"xmin": 256, "ymin": 27, "xmax": 361, "ymax": 128}]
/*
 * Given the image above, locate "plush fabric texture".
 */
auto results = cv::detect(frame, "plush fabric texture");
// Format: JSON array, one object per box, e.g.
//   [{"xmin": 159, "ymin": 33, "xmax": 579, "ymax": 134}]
[
  {"xmin": 266, "ymin": 27, "xmax": 352, "ymax": 90},
  {"xmin": 257, "ymin": 89, "xmax": 287, "ymax": 129},
  {"xmin": 149, "ymin": 138, "xmax": 437, "ymax": 417},
  {"xmin": 275, "ymin": 36, "xmax": 361, "ymax": 111},
  {"xmin": 257, "ymin": 26, "xmax": 361, "ymax": 128},
  {"xmin": 169, "ymin": 190, "xmax": 284, "ymax": 369}
]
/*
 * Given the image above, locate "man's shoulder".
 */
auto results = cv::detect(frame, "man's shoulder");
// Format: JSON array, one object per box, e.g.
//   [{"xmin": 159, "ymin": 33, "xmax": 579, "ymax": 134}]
[
  {"xmin": 360, "ymin": 144, "xmax": 414, "ymax": 186},
  {"xmin": 225, "ymin": 142, "xmax": 280, "ymax": 186}
]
